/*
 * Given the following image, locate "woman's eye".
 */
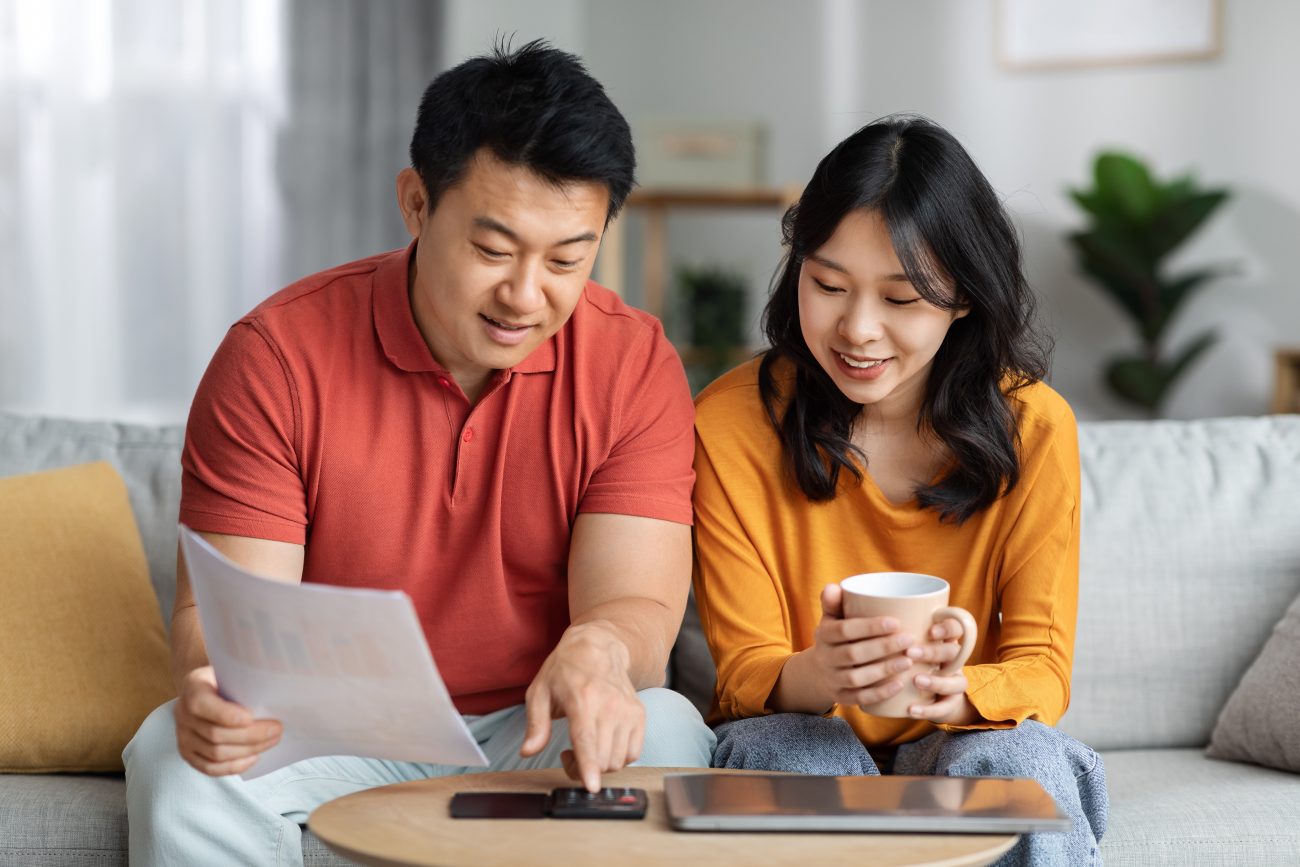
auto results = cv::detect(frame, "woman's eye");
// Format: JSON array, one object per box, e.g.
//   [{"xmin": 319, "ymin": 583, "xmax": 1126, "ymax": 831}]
[
  {"xmin": 553, "ymin": 259, "xmax": 580, "ymax": 269},
  {"xmin": 813, "ymin": 279, "xmax": 844, "ymax": 294},
  {"xmin": 886, "ymin": 297, "xmax": 922, "ymax": 306}
]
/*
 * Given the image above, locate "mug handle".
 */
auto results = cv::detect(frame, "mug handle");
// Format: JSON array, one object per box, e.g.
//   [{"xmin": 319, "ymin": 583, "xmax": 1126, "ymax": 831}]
[{"xmin": 931, "ymin": 606, "xmax": 978, "ymax": 676}]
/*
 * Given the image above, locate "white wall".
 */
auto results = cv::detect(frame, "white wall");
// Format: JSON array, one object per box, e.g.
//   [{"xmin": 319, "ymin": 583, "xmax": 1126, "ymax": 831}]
[
  {"xmin": 443, "ymin": 0, "xmax": 1298, "ymax": 419},
  {"xmin": 591, "ymin": 0, "xmax": 1300, "ymax": 419},
  {"xmin": 442, "ymin": 0, "xmax": 586, "ymax": 62},
  {"xmin": 851, "ymin": 0, "xmax": 1300, "ymax": 419}
]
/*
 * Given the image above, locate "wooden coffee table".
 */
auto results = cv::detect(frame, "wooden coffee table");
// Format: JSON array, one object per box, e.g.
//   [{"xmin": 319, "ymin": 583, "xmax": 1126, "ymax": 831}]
[{"xmin": 309, "ymin": 767, "xmax": 1018, "ymax": 867}]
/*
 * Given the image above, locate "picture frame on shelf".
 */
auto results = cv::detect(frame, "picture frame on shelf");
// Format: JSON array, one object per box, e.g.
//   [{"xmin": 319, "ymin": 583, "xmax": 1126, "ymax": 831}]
[{"xmin": 997, "ymin": 0, "xmax": 1221, "ymax": 71}]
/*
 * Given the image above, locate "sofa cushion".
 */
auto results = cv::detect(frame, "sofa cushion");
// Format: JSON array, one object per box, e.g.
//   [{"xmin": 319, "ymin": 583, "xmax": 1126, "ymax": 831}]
[
  {"xmin": 0, "ymin": 774, "xmax": 352, "ymax": 866},
  {"xmin": 1099, "ymin": 748, "xmax": 1300, "ymax": 866},
  {"xmin": 0, "ymin": 411, "xmax": 185, "ymax": 627},
  {"xmin": 1060, "ymin": 416, "xmax": 1300, "ymax": 751},
  {"xmin": 0, "ymin": 462, "xmax": 174, "ymax": 772},
  {"xmin": 1206, "ymin": 588, "xmax": 1300, "ymax": 772},
  {"xmin": 0, "ymin": 774, "xmax": 127, "ymax": 865}
]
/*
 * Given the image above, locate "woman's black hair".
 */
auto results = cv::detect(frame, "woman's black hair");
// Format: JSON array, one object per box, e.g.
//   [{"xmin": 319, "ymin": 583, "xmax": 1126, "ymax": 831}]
[
  {"xmin": 758, "ymin": 114, "xmax": 1051, "ymax": 523},
  {"xmin": 409, "ymin": 38, "xmax": 635, "ymax": 222}
]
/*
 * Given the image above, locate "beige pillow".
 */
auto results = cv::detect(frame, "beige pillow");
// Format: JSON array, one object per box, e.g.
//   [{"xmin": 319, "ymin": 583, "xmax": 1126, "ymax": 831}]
[
  {"xmin": 1206, "ymin": 590, "xmax": 1300, "ymax": 773},
  {"xmin": 0, "ymin": 461, "xmax": 174, "ymax": 772}
]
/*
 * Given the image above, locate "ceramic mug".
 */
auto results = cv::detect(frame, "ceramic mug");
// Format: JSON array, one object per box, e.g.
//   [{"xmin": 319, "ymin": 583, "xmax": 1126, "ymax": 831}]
[{"xmin": 839, "ymin": 572, "xmax": 978, "ymax": 718}]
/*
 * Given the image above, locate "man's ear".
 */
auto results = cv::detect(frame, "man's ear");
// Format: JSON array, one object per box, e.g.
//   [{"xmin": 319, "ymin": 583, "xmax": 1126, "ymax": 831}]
[{"xmin": 396, "ymin": 168, "xmax": 429, "ymax": 239}]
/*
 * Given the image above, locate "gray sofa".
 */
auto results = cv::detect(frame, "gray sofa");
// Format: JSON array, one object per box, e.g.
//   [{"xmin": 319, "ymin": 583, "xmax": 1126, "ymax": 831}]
[{"xmin": 2, "ymin": 409, "xmax": 1299, "ymax": 865}]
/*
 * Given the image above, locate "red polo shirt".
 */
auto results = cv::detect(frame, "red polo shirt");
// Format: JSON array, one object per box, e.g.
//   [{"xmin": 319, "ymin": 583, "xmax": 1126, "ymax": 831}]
[{"xmin": 180, "ymin": 245, "xmax": 695, "ymax": 714}]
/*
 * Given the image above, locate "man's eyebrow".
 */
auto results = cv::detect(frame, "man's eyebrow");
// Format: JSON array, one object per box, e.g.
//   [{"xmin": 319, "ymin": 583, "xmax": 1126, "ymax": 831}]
[
  {"xmin": 806, "ymin": 253, "xmax": 910, "ymax": 282},
  {"xmin": 473, "ymin": 217, "xmax": 597, "ymax": 246}
]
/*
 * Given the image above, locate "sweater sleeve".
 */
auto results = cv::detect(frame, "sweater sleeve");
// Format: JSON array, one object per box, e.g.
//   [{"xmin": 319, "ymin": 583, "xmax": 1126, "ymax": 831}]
[
  {"xmin": 943, "ymin": 408, "xmax": 1081, "ymax": 731},
  {"xmin": 691, "ymin": 425, "xmax": 793, "ymax": 720}
]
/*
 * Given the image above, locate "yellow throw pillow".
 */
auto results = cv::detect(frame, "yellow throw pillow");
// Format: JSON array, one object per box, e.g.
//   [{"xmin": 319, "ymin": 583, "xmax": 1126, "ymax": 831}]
[{"xmin": 0, "ymin": 461, "xmax": 174, "ymax": 772}]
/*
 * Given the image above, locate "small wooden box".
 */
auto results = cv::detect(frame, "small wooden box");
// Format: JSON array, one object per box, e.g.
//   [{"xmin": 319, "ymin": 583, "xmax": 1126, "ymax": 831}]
[
  {"xmin": 635, "ymin": 119, "xmax": 766, "ymax": 189},
  {"xmin": 1273, "ymin": 349, "xmax": 1300, "ymax": 414}
]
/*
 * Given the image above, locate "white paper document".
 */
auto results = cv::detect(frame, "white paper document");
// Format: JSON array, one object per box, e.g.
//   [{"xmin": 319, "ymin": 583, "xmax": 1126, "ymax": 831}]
[{"xmin": 180, "ymin": 525, "xmax": 488, "ymax": 779}]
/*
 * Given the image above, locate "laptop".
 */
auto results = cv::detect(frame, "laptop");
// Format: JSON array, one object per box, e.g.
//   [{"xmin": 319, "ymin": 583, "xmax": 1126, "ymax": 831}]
[{"xmin": 664, "ymin": 773, "xmax": 1072, "ymax": 834}]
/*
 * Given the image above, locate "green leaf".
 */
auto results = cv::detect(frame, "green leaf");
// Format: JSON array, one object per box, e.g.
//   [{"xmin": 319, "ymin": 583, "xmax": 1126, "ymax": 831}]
[
  {"xmin": 1103, "ymin": 333, "xmax": 1218, "ymax": 412},
  {"xmin": 1166, "ymin": 330, "xmax": 1218, "ymax": 383},
  {"xmin": 1146, "ymin": 267, "xmax": 1228, "ymax": 342},
  {"xmin": 1149, "ymin": 190, "xmax": 1230, "ymax": 260},
  {"xmin": 1095, "ymin": 153, "xmax": 1159, "ymax": 223},
  {"xmin": 1105, "ymin": 356, "xmax": 1165, "ymax": 410},
  {"xmin": 1069, "ymin": 189, "xmax": 1119, "ymax": 222},
  {"xmin": 1070, "ymin": 230, "xmax": 1160, "ymax": 335}
]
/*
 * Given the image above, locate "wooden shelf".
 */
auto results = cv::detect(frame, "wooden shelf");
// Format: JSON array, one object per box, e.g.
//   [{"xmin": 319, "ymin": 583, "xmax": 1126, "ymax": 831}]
[
  {"xmin": 1274, "ymin": 348, "xmax": 1300, "ymax": 413},
  {"xmin": 625, "ymin": 188, "xmax": 793, "ymax": 209},
  {"xmin": 595, "ymin": 185, "xmax": 800, "ymax": 318}
]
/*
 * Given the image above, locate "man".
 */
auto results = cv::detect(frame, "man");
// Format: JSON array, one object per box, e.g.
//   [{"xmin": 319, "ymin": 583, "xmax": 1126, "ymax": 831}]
[{"xmin": 124, "ymin": 40, "xmax": 714, "ymax": 865}]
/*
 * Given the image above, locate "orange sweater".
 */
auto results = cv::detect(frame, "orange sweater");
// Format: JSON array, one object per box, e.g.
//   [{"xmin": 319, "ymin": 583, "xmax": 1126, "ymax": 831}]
[{"xmin": 691, "ymin": 358, "xmax": 1080, "ymax": 747}]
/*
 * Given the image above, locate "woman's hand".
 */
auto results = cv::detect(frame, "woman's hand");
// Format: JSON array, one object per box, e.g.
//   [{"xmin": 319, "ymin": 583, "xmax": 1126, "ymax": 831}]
[
  {"xmin": 801, "ymin": 583, "xmax": 919, "ymax": 710},
  {"xmin": 903, "ymin": 618, "xmax": 980, "ymax": 725}
]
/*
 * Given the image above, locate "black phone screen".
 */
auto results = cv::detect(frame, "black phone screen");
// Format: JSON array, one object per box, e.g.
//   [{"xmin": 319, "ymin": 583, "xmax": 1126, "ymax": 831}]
[{"xmin": 448, "ymin": 792, "xmax": 549, "ymax": 819}]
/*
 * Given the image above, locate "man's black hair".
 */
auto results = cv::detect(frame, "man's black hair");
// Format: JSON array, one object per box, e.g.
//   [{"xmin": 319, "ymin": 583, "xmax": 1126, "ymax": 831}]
[{"xmin": 409, "ymin": 38, "xmax": 635, "ymax": 222}]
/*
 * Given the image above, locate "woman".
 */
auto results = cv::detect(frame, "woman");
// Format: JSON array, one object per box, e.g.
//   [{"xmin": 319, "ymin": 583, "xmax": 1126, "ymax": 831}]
[{"xmin": 691, "ymin": 115, "xmax": 1107, "ymax": 865}]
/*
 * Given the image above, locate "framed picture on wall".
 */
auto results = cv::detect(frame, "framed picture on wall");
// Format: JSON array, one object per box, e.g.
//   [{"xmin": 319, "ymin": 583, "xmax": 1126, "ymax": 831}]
[{"xmin": 997, "ymin": 0, "xmax": 1222, "ymax": 71}]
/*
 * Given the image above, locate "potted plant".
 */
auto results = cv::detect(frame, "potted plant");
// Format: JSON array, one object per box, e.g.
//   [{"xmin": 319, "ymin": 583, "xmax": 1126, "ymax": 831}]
[
  {"xmin": 670, "ymin": 264, "xmax": 749, "ymax": 393},
  {"xmin": 1067, "ymin": 152, "xmax": 1233, "ymax": 414}
]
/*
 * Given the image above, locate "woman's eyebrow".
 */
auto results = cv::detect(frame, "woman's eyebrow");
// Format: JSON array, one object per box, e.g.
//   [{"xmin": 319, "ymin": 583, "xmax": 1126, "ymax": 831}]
[{"xmin": 807, "ymin": 254, "xmax": 910, "ymax": 283}]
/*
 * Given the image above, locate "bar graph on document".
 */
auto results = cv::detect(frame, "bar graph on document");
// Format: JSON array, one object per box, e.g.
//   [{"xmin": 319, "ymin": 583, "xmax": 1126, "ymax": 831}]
[{"xmin": 180, "ymin": 525, "xmax": 489, "ymax": 778}]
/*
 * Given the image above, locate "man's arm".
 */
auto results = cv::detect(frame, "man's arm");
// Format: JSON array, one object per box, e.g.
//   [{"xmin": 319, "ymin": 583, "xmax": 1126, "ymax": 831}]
[
  {"xmin": 519, "ymin": 512, "xmax": 691, "ymax": 790},
  {"xmin": 171, "ymin": 532, "xmax": 304, "ymax": 775}
]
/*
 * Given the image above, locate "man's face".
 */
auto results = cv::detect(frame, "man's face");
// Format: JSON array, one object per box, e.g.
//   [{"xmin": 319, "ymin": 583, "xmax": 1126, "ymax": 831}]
[{"xmin": 400, "ymin": 151, "xmax": 609, "ymax": 398}]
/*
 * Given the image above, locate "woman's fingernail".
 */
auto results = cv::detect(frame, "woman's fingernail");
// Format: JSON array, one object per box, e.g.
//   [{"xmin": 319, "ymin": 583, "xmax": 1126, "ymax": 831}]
[
  {"xmin": 915, "ymin": 675, "xmax": 931, "ymax": 688},
  {"xmin": 906, "ymin": 646, "xmax": 923, "ymax": 659}
]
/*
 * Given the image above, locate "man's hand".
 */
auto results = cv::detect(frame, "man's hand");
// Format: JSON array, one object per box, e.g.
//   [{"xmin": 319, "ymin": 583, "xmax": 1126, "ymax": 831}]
[
  {"xmin": 519, "ymin": 621, "xmax": 645, "ymax": 792},
  {"xmin": 174, "ymin": 666, "xmax": 283, "ymax": 776}
]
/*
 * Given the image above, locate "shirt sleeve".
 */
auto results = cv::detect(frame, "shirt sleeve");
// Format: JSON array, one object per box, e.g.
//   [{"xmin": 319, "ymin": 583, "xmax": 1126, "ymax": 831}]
[
  {"xmin": 180, "ymin": 320, "xmax": 308, "ymax": 544},
  {"xmin": 944, "ymin": 407, "xmax": 1081, "ymax": 732},
  {"xmin": 579, "ymin": 324, "xmax": 695, "ymax": 525},
  {"xmin": 691, "ymin": 419, "xmax": 794, "ymax": 720}
]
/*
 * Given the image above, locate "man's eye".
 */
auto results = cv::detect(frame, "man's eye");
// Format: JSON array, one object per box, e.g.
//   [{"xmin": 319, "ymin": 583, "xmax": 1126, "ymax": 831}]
[
  {"xmin": 887, "ymin": 297, "xmax": 922, "ymax": 306},
  {"xmin": 476, "ymin": 244, "xmax": 508, "ymax": 259}
]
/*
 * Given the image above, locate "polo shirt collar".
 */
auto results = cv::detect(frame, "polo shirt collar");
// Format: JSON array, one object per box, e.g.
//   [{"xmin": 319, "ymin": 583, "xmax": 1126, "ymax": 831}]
[{"xmin": 374, "ymin": 242, "xmax": 557, "ymax": 376}]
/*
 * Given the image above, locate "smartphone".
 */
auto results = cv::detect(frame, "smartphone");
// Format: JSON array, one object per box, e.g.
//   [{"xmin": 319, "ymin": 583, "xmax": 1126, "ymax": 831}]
[
  {"xmin": 449, "ymin": 787, "xmax": 648, "ymax": 820},
  {"xmin": 448, "ymin": 792, "xmax": 548, "ymax": 819}
]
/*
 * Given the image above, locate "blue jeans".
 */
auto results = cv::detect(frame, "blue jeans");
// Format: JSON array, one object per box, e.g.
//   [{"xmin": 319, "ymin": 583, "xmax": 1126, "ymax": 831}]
[
  {"xmin": 124, "ymin": 688, "xmax": 715, "ymax": 866},
  {"xmin": 713, "ymin": 714, "xmax": 1107, "ymax": 867}
]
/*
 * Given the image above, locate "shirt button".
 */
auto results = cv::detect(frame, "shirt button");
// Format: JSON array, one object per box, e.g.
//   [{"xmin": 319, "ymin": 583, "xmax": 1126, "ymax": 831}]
[{"xmin": 462, "ymin": 428, "xmax": 474, "ymax": 443}]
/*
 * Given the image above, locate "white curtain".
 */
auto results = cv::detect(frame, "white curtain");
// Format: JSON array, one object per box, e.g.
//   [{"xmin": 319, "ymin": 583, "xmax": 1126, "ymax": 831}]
[{"xmin": 0, "ymin": 0, "xmax": 443, "ymax": 424}]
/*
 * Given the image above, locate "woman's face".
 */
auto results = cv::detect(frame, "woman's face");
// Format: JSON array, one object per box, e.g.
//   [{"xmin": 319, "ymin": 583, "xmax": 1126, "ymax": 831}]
[{"xmin": 798, "ymin": 209, "xmax": 967, "ymax": 421}]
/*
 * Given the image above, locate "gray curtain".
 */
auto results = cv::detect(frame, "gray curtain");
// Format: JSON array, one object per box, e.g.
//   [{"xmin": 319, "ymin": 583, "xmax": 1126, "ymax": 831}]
[{"xmin": 279, "ymin": 0, "xmax": 446, "ymax": 282}]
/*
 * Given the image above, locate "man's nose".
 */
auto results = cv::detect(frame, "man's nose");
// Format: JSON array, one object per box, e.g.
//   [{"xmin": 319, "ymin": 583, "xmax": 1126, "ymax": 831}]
[{"xmin": 498, "ymin": 260, "xmax": 546, "ymax": 316}]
